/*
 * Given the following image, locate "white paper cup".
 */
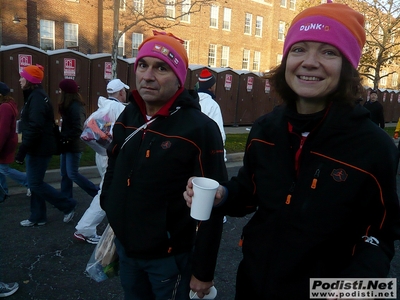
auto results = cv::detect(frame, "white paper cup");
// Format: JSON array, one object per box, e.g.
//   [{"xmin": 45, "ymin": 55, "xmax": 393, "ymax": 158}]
[{"xmin": 190, "ymin": 177, "xmax": 219, "ymax": 221}]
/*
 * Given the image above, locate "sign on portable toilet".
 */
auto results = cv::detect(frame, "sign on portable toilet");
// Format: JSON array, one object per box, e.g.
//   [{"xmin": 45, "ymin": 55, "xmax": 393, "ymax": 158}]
[
  {"xmin": 47, "ymin": 49, "xmax": 90, "ymax": 122},
  {"xmin": 0, "ymin": 44, "xmax": 48, "ymax": 111}
]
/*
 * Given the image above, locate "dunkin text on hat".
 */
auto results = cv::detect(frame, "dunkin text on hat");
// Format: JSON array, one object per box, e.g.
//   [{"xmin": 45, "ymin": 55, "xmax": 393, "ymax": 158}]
[{"xmin": 299, "ymin": 23, "xmax": 330, "ymax": 32}]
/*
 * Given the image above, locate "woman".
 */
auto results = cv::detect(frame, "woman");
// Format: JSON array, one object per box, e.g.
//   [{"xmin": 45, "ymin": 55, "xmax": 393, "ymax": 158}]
[
  {"xmin": 0, "ymin": 81, "xmax": 29, "ymax": 202},
  {"xmin": 16, "ymin": 64, "xmax": 76, "ymax": 227},
  {"xmin": 58, "ymin": 79, "xmax": 98, "ymax": 199},
  {"xmin": 184, "ymin": 3, "xmax": 400, "ymax": 299}
]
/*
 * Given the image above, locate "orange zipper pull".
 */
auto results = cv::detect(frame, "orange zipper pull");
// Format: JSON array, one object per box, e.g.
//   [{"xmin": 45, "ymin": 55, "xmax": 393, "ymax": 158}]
[
  {"xmin": 146, "ymin": 149, "xmax": 150, "ymax": 158},
  {"xmin": 311, "ymin": 178, "xmax": 317, "ymax": 189},
  {"xmin": 311, "ymin": 169, "xmax": 320, "ymax": 190},
  {"xmin": 285, "ymin": 194, "xmax": 291, "ymax": 204}
]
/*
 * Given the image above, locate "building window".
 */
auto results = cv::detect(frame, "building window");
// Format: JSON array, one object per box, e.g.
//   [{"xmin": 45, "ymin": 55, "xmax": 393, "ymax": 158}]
[
  {"xmin": 276, "ymin": 54, "xmax": 283, "ymax": 65},
  {"xmin": 289, "ymin": 0, "xmax": 295, "ymax": 10},
  {"xmin": 181, "ymin": 0, "xmax": 190, "ymax": 22},
  {"xmin": 208, "ymin": 44, "xmax": 217, "ymax": 67},
  {"xmin": 210, "ymin": 5, "xmax": 219, "ymax": 28},
  {"xmin": 221, "ymin": 46, "xmax": 229, "ymax": 67},
  {"xmin": 120, "ymin": 0, "xmax": 126, "ymax": 10},
  {"xmin": 242, "ymin": 49, "xmax": 250, "ymax": 70},
  {"xmin": 253, "ymin": 51, "xmax": 260, "ymax": 71},
  {"xmin": 255, "ymin": 16, "xmax": 263, "ymax": 37},
  {"xmin": 132, "ymin": 33, "xmax": 143, "ymax": 57},
  {"xmin": 134, "ymin": 0, "xmax": 144, "ymax": 14},
  {"xmin": 166, "ymin": 0, "xmax": 175, "ymax": 19},
  {"xmin": 40, "ymin": 20, "xmax": 55, "ymax": 50},
  {"xmin": 392, "ymin": 73, "xmax": 398, "ymax": 88},
  {"xmin": 223, "ymin": 8, "xmax": 231, "ymax": 30},
  {"xmin": 378, "ymin": 27, "xmax": 384, "ymax": 42},
  {"xmin": 380, "ymin": 70, "xmax": 387, "ymax": 86},
  {"xmin": 280, "ymin": 0, "xmax": 287, "ymax": 8},
  {"xmin": 64, "ymin": 23, "xmax": 78, "ymax": 49},
  {"xmin": 118, "ymin": 32, "xmax": 125, "ymax": 56},
  {"xmin": 244, "ymin": 13, "xmax": 252, "ymax": 35},
  {"xmin": 183, "ymin": 40, "xmax": 189, "ymax": 57},
  {"xmin": 278, "ymin": 21, "xmax": 285, "ymax": 41}
]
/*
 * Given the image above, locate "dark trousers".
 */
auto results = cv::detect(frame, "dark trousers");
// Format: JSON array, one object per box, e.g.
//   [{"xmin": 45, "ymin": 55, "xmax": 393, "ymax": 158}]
[{"xmin": 115, "ymin": 238, "xmax": 191, "ymax": 300}]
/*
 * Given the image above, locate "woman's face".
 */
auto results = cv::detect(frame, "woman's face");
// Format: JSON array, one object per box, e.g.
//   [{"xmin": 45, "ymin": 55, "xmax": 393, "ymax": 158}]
[
  {"xmin": 19, "ymin": 77, "xmax": 27, "ymax": 89},
  {"xmin": 285, "ymin": 41, "xmax": 342, "ymax": 103}
]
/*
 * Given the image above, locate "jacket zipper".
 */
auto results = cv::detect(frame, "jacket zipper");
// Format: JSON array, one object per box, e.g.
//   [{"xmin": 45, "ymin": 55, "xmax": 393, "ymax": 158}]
[
  {"xmin": 286, "ymin": 182, "xmax": 295, "ymax": 204},
  {"xmin": 127, "ymin": 137, "xmax": 156, "ymax": 186},
  {"xmin": 311, "ymin": 168, "xmax": 320, "ymax": 189},
  {"xmin": 146, "ymin": 138, "xmax": 155, "ymax": 158}
]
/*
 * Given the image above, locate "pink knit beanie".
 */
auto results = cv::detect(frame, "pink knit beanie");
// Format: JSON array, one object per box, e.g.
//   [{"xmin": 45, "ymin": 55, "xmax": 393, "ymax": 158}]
[
  {"xmin": 283, "ymin": 2, "xmax": 366, "ymax": 69},
  {"xmin": 134, "ymin": 31, "xmax": 188, "ymax": 87}
]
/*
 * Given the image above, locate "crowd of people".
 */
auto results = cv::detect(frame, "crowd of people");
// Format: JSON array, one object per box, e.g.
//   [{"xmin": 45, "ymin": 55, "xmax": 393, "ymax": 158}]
[{"xmin": 1, "ymin": 2, "xmax": 400, "ymax": 299}]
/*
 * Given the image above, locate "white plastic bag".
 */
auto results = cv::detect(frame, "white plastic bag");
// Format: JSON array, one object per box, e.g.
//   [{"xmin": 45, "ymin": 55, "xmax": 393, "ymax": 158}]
[
  {"xmin": 80, "ymin": 104, "xmax": 119, "ymax": 155},
  {"xmin": 85, "ymin": 224, "xmax": 119, "ymax": 282}
]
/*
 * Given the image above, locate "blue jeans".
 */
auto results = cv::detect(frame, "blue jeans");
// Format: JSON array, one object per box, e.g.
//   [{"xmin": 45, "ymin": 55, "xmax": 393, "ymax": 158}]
[
  {"xmin": 115, "ymin": 238, "xmax": 191, "ymax": 300},
  {"xmin": 0, "ymin": 178, "xmax": 6, "ymax": 202},
  {"xmin": 26, "ymin": 154, "xmax": 76, "ymax": 223},
  {"xmin": 0, "ymin": 164, "xmax": 29, "ymax": 194},
  {"xmin": 60, "ymin": 152, "xmax": 98, "ymax": 198}
]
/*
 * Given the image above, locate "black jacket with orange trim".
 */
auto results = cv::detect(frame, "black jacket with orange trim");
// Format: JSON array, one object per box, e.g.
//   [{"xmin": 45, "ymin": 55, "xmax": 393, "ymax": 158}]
[
  {"xmin": 222, "ymin": 102, "xmax": 400, "ymax": 299},
  {"xmin": 100, "ymin": 88, "xmax": 227, "ymax": 282}
]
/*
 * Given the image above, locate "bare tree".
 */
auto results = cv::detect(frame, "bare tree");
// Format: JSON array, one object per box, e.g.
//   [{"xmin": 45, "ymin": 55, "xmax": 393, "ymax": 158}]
[
  {"xmin": 296, "ymin": 0, "xmax": 400, "ymax": 90},
  {"xmin": 347, "ymin": 0, "xmax": 400, "ymax": 89},
  {"xmin": 107, "ymin": 0, "xmax": 213, "ymax": 78}
]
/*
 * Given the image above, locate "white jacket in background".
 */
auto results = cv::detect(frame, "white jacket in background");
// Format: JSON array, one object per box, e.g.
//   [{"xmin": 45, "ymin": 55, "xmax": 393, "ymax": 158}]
[{"xmin": 198, "ymin": 92, "xmax": 227, "ymax": 161}]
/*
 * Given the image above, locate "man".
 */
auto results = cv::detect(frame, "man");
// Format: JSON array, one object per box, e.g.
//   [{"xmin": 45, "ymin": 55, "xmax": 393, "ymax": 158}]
[
  {"xmin": 363, "ymin": 89, "xmax": 385, "ymax": 128},
  {"xmin": 100, "ymin": 31, "xmax": 227, "ymax": 299},
  {"xmin": 197, "ymin": 68, "xmax": 226, "ymax": 162},
  {"xmin": 74, "ymin": 78, "xmax": 129, "ymax": 244}
]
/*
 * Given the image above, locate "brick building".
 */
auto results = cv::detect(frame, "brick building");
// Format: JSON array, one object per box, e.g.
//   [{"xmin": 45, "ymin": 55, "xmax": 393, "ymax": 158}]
[{"xmin": 0, "ymin": 0, "xmax": 297, "ymax": 72}]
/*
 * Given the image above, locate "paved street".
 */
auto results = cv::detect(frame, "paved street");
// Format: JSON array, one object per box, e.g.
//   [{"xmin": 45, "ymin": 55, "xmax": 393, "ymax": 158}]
[{"xmin": 0, "ymin": 157, "xmax": 399, "ymax": 299}]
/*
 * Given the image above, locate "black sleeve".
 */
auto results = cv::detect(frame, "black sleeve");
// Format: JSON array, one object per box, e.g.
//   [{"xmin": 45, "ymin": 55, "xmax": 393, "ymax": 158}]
[{"xmin": 191, "ymin": 119, "xmax": 228, "ymax": 282}]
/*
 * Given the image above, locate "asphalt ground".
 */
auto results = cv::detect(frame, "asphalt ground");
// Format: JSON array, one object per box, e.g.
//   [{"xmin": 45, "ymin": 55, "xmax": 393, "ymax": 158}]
[{"xmin": 1, "ymin": 125, "xmax": 399, "ymax": 299}]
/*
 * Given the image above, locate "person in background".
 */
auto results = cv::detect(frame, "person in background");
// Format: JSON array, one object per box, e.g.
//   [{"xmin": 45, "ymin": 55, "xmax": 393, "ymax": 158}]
[
  {"xmin": 0, "ymin": 82, "xmax": 30, "ymax": 202},
  {"xmin": 100, "ymin": 31, "xmax": 227, "ymax": 299},
  {"xmin": 73, "ymin": 78, "xmax": 129, "ymax": 244},
  {"xmin": 363, "ymin": 89, "xmax": 385, "ymax": 128},
  {"xmin": 184, "ymin": 3, "xmax": 400, "ymax": 299},
  {"xmin": 197, "ymin": 68, "xmax": 227, "ymax": 162},
  {"xmin": 58, "ymin": 79, "xmax": 99, "ymax": 199},
  {"xmin": 16, "ymin": 64, "xmax": 77, "ymax": 227},
  {"xmin": 197, "ymin": 68, "xmax": 229, "ymax": 224}
]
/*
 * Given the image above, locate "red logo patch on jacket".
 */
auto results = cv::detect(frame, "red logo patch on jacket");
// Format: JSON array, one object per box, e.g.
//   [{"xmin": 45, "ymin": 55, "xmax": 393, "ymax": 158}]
[
  {"xmin": 161, "ymin": 141, "xmax": 171, "ymax": 149},
  {"xmin": 330, "ymin": 168, "xmax": 348, "ymax": 182}
]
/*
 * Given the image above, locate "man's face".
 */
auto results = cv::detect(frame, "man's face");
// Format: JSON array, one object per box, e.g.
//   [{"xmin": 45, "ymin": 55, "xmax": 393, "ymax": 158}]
[
  {"xmin": 117, "ymin": 88, "xmax": 127, "ymax": 103},
  {"xmin": 135, "ymin": 57, "xmax": 179, "ymax": 107},
  {"xmin": 370, "ymin": 92, "xmax": 378, "ymax": 102}
]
